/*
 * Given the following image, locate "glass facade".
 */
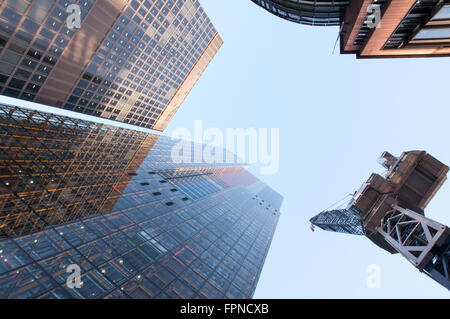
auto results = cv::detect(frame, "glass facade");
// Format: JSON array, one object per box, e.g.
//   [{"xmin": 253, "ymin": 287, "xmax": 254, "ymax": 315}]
[
  {"xmin": 250, "ymin": 0, "xmax": 349, "ymax": 26},
  {"xmin": 0, "ymin": 104, "xmax": 283, "ymax": 299},
  {"xmin": 410, "ymin": 1, "xmax": 450, "ymax": 44},
  {"xmin": 0, "ymin": 0, "xmax": 95, "ymax": 100},
  {"xmin": 0, "ymin": 0, "xmax": 222, "ymax": 131},
  {"xmin": 0, "ymin": 102, "xmax": 158, "ymax": 238},
  {"xmin": 251, "ymin": 0, "xmax": 450, "ymax": 58},
  {"xmin": 384, "ymin": 0, "xmax": 445, "ymax": 49},
  {"xmin": 433, "ymin": 4, "xmax": 450, "ymax": 20}
]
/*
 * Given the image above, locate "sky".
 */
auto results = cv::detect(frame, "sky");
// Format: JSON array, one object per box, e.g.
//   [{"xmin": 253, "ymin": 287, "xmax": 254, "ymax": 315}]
[
  {"xmin": 163, "ymin": 1, "xmax": 450, "ymax": 298},
  {"xmin": 1, "ymin": 0, "xmax": 449, "ymax": 299}
]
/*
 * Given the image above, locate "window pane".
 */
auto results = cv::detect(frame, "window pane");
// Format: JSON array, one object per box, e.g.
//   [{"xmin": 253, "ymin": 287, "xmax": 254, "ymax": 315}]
[
  {"xmin": 432, "ymin": 5, "xmax": 450, "ymax": 21},
  {"xmin": 414, "ymin": 27, "xmax": 450, "ymax": 40}
]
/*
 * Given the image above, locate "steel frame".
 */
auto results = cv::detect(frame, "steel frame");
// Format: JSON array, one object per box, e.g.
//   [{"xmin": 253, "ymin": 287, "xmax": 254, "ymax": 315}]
[{"xmin": 378, "ymin": 205, "xmax": 449, "ymax": 289}]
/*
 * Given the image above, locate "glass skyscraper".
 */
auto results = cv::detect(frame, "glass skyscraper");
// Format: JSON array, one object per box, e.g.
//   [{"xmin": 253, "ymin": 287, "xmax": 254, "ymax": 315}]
[
  {"xmin": 0, "ymin": 0, "xmax": 222, "ymax": 131},
  {"xmin": 0, "ymin": 103, "xmax": 282, "ymax": 299}
]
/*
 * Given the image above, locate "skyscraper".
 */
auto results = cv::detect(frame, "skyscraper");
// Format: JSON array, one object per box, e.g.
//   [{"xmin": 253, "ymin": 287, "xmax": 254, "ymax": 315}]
[
  {"xmin": 0, "ymin": 103, "xmax": 282, "ymax": 299},
  {"xmin": 0, "ymin": 101, "xmax": 159, "ymax": 237},
  {"xmin": 251, "ymin": 0, "xmax": 450, "ymax": 58},
  {"xmin": 0, "ymin": 0, "xmax": 222, "ymax": 131}
]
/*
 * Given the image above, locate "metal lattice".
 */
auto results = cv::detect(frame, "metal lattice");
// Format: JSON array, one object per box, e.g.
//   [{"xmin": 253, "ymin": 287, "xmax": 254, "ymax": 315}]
[
  {"xmin": 310, "ymin": 209, "xmax": 364, "ymax": 236},
  {"xmin": 378, "ymin": 206, "xmax": 450, "ymax": 289}
]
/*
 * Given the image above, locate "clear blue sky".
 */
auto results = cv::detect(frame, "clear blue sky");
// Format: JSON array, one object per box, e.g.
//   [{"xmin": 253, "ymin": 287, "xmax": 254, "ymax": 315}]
[{"xmin": 164, "ymin": 1, "xmax": 450, "ymax": 298}]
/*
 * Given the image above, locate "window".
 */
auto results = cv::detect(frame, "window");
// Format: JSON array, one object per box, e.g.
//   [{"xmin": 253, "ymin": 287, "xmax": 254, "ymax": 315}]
[
  {"xmin": 414, "ymin": 27, "xmax": 450, "ymax": 40},
  {"xmin": 32, "ymin": 74, "xmax": 46, "ymax": 84},
  {"xmin": 3, "ymin": 88, "xmax": 20, "ymax": 97},
  {"xmin": 432, "ymin": 5, "xmax": 450, "ymax": 21},
  {"xmin": 0, "ymin": 62, "xmax": 15, "ymax": 75},
  {"xmin": 0, "ymin": 74, "xmax": 8, "ymax": 83},
  {"xmin": 28, "ymin": 5, "xmax": 48, "ymax": 24},
  {"xmin": 8, "ymin": 78, "xmax": 26, "ymax": 89},
  {"xmin": 2, "ymin": 50, "xmax": 21, "ymax": 64},
  {"xmin": 25, "ymin": 83, "xmax": 40, "ymax": 93}
]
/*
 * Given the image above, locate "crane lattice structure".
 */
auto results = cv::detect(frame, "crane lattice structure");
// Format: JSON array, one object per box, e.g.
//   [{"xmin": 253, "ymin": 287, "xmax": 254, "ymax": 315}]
[{"xmin": 310, "ymin": 151, "xmax": 450, "ymax": 290}]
